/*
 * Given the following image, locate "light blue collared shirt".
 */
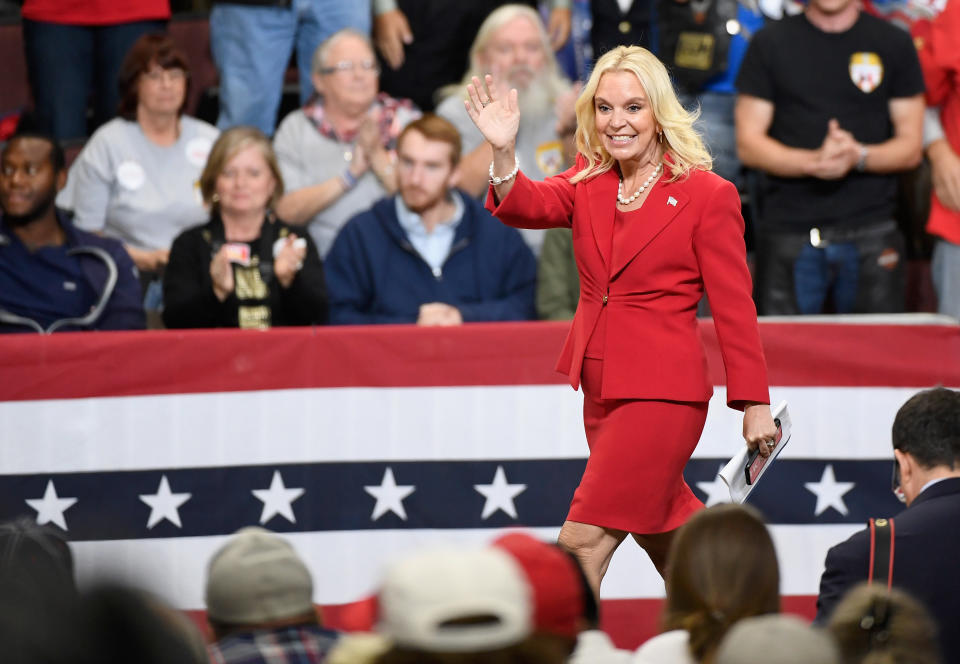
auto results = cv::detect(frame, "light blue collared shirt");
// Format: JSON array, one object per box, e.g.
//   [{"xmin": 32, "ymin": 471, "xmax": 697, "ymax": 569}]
[{"xmin": 394, "ymin": 192, "xmax": 465, "ymax": 278}]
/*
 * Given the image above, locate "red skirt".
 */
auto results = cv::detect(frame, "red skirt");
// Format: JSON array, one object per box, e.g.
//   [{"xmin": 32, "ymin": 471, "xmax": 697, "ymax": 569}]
[{"xmin": 567, "ymin": 358, "xmax": 707, "ymax": 534}]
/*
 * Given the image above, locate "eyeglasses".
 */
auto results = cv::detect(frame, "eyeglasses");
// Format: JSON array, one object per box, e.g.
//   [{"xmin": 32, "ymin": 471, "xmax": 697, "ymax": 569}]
[
  {"xmin": 319, "ymin": 60, "xmax": 380, "ymax": 75},
  {"xmin": 143, "ymin": 68, "xmax": 187, "ymax": 83},
  {"xmin": 891, "ymin": 461, "xmax": 906, "ymax": 504}
]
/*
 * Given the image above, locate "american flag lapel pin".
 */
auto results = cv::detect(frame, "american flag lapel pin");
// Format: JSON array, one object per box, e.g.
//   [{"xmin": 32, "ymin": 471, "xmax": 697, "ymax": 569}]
[{"xmin": 667, "ymin": 196, "xmax": 677, "ymax": 207}]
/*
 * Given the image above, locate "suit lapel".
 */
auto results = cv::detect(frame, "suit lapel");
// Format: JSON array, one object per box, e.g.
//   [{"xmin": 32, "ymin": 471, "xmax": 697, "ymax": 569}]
[
  {"xmin": 587, "ymin": 168, "xmax": 619, "ymax": 271},
  {"xmin": 610, "ymin": 178, "xmax": 690, "ymax": 279}
]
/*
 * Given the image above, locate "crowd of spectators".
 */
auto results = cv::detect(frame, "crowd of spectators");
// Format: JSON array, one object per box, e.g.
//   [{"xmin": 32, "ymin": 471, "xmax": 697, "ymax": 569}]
[
  {"xmin": 1, "ymin": 0, "xmax": 957, "ymax": 333},
  {"xmin": 1, "ymin": 386, "xmax": 957, "ymax": 664}
]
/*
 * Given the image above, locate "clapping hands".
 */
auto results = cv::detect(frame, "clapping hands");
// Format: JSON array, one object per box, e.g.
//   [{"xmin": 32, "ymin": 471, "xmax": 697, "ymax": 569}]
[
  {"xmin": 356, "ymin": 111, "xmax": 381, "ymax": 157},
  {"xmin": 210, "ymin": 246, "xmax": 235, "ymax": 302},
  {"xmin": 347, "ymin": 112, "xmax": 380, "ymax": 181},
  {"xmin": 274, "ymin": 234, "xmax": 307, "ymax": 288}
]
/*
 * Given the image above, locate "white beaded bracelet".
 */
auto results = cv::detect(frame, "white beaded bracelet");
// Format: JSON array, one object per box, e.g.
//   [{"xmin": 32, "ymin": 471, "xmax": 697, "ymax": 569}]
[{"xmin": 488, "ymin": 154, "xmax": 520, "ymax": 186}]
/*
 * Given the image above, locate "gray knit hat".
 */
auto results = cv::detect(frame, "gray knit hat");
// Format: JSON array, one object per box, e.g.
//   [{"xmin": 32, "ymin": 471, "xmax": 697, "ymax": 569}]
[
  {"xmin": 205, "ymin": 527, "xmax": 314, "ymax": 625},
  {"xmin": 716, "ymin": 614, "xmax": 840, "ymax": 664}
]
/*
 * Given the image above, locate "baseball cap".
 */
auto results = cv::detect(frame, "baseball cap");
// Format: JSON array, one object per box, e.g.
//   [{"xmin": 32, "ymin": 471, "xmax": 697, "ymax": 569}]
[
  {"xmin": 492, "ymin": 532, "xmax": 585, "ymax": 639},
  {"xmin": 205, "ymin": 527, "xmax": 314, "ymax": 625},
  {"xmin": 377, "ymin": 545, "xmax": 532, "ymax": 652}
]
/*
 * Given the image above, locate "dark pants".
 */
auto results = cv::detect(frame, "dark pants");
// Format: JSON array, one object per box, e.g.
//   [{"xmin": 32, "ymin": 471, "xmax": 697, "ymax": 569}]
[
  {"xmin": 22, "ymin": 18, "xmax": 166, "ymax": 139},
  {"xmin": 756, "ymin": 220, "xmax": 906, "ymax": 315}
]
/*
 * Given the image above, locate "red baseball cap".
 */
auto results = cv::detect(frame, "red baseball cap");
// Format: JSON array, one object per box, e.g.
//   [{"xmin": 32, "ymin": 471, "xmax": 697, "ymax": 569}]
[{"xmin": 492, "ymin": 532, "xmax": 585, "ymax": 639}]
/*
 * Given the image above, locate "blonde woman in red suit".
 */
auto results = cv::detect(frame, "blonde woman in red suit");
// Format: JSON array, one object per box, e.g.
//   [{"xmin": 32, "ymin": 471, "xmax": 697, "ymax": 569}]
[{"xmin": 465, "ymin": 45, "xmax": 780, "ymax": 594}]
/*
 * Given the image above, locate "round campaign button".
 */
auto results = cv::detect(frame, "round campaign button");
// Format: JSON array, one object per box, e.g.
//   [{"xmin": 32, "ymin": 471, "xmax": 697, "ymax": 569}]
[
  {"xmin": 116, "ymin": 161, "xmax": 146, "ymax": 191},
  {"xmin": 185, "ymin": 137, "xmax": 214, "ymax": 168}
]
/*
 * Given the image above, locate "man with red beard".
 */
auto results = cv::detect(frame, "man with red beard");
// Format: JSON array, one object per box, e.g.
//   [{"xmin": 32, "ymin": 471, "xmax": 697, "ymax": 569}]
[
  {"xmin": 435, "ymin": 4, "xmax": 578, "ymax": 256},
  {"xmin": 323, "ymin": 114, "xmax": 535, "ymax": 325},
  {"xmin": 0, "ymin": 133, "xmax": 144, "ymax": 332}
]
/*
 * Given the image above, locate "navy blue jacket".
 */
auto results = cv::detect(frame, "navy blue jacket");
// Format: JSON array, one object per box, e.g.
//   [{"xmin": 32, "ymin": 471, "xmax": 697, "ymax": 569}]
[
  {"xmin": 325, "ymin": 191, "xmax": 536, "ymax": 325},
  {"xmin": 816, "ymin": 477, "xmax": 960, "ymax": 661},
  {"xmin": 0, "ymin": 210, "xmax": 145, "ymax": 333}
]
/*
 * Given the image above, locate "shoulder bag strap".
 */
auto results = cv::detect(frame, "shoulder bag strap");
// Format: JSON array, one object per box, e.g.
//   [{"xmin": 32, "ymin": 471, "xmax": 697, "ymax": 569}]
[{"xmin": 867, "ymin": 517, "xmax": 895, "ymax": 589}]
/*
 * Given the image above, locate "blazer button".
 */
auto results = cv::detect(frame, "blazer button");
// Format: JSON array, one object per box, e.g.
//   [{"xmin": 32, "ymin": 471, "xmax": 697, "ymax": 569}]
[{"xmin": 602, "ymin": 294, "xmax": 608, "ymax": 305}]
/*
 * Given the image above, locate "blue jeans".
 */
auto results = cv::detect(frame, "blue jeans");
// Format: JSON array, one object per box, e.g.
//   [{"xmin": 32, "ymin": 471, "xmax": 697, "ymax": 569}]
[
  {"xmin": 932, "ymin": 238, "xmax": 960, "ymax": 319},
  {"xmin": 793, "ymin": 241, "xmax": 860, "ymax": 314},
  {"xmin": 211, "ymin": 0, "xmax": 371, "ymax": 135},
  {"xmin": 757, "ymin": 221, "xmax": 905, "ymax": 315},
  {"xmin": 22, "ymin": 18, "xmax": 166, "ymax": 139}
]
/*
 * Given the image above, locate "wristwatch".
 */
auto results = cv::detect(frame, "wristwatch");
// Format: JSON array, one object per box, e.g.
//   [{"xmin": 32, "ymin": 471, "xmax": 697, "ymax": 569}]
[{"xmin": 855, "ymin": 144, "xmax": 869, "ymax": 172}]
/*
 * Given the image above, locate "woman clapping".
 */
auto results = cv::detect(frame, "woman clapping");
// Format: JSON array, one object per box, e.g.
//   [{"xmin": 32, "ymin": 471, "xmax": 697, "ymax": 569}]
[{"xmin": 163, "ymin": 127, "xmax": 327, "ymax": 329}]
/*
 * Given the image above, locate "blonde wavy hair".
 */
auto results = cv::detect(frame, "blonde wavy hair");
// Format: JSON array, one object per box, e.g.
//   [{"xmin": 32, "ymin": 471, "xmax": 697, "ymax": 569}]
[
  {"xmin": 438, "ymin": 3, "xmax": 568, "ymax": 104},
  {"xmin": 570, "ymin": 45, "xmax": 711, "ymax": 184}
]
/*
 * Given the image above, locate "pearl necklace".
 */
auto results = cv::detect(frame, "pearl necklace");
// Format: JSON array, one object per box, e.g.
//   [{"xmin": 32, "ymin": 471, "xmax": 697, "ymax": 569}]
[{"xmin": 617, "ymin": 162, "xmax": 662, "ymax": 205}]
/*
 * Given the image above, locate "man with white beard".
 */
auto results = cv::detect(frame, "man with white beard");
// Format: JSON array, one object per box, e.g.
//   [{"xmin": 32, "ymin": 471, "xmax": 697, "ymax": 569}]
[{"xmin": 435, "ymin": 3, "xmax": 576, "ymax": 256}]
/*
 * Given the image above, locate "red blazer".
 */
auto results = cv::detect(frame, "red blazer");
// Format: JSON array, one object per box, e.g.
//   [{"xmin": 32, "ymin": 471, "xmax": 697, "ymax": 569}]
[{"xmin": 487, "ymin": 157, "xmax": 770, "ymax": 408}]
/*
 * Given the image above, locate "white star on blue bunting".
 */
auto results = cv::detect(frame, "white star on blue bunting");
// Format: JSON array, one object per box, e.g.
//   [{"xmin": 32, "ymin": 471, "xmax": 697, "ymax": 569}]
[
  {"xmin": 474, "ymin": 465, "xmax": 526, "ymax": 519},
  {"xmin": 805, "ymin": 464, "xmax": 856, "ymax": 516},
  {"xmin": 25, "ymin": 479, "xmax": 78, "ymax": 531},
  {"xmin": 139, "ymin": 475, "xmax": 191, "ymax": 529},
  {"xmin": 365, "ymin": 467, "xmax": 416, "ymax": 521},
  {"xmin": 252, "ymin": 470, "xmax": 305, "ymax": 524}
]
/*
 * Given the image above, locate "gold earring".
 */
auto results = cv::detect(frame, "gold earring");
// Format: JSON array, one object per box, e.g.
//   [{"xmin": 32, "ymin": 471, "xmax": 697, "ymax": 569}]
[{"xmin": 211, "ymin": 193, "xmax": 220, "ymax": 203}]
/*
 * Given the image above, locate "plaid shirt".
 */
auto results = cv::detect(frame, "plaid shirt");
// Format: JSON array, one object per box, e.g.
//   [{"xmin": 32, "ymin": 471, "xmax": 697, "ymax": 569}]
[
  {"xmin": 208, "ymin": 625, "xmax": 339, "ymax": 664},
  {"xmin": 301, "ymin": 92, "xmax": 420, "ymax": 150}
]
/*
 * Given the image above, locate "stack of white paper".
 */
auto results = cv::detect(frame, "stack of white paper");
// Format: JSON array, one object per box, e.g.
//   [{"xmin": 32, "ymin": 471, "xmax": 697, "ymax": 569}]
[{"xmin": 718, "ymin": 401, "xmax": 792, "ymax": 503}]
